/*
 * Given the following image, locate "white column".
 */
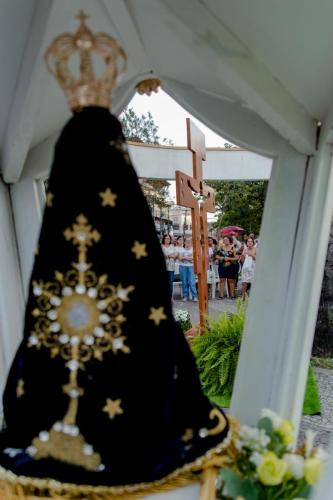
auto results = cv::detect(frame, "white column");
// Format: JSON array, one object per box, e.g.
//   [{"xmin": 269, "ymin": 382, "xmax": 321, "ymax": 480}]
[
  {"xmin": 231, "ymin": 142, "xmax": 333, "ymax": 431},
  {"xmin": 0, "ymin": 180, "xmax": 25, "ymax": 393},
  {"xmin": 10, "ymin": 139, "xmax": 49, "ymax": 295},
  {"xmin": 10, "ymin": 178, "xmax": 44, "ymax": 297},
  {"xmin": 301, "ymin": 112, "xmax": 333, "ymax": 500},
  {"xmin": 144, "ymin": 485, "xmax": 200, "ymax": 500}
]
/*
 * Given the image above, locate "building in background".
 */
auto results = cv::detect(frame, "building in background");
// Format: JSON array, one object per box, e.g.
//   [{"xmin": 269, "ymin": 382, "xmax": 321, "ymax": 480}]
[{"xmin": 168, "ymin": 205, "xmax": 192, "ymax": 237}]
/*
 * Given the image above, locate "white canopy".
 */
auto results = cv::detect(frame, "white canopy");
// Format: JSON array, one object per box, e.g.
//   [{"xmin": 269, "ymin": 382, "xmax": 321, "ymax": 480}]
[{"xmin": 2, "ymin": 0, "xmax": 332, "ymax": 182}]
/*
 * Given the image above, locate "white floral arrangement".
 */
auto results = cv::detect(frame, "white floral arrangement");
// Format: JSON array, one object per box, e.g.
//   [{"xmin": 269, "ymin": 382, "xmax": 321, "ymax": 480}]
[
  {"xmin": 217, "ymin": 409, "xmax": 329, "ymax": 499},
  {"xmin": 173, "ymin": 309, "xmax": 192, "ymax": 333}
]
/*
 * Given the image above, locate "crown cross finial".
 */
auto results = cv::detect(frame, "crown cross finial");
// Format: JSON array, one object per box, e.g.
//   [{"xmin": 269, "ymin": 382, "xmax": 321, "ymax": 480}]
[
  {"xmin": 44, "ymin": 12, "xmax": 127, "ymax": 111},
  {"xmin": 76, "ymin": 9, "xmax": 90, "ymax": 25}
]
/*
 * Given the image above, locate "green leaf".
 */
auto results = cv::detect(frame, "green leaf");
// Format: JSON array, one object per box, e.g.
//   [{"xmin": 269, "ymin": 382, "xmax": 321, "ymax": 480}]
[
  {"xmin": 258, "ymin": 417, "xmax": 274, "ymax": 437},
  {"xmin": 297, "ymin": 484, "xmax": 313, "ymax": 498},
  {"xmin": 192, "ymin": 303, "xmax": 246, "ymax": 399},
  {"xmin": 207, "ymin": 180, "xmax": 268, "ymax": 235},
  {"xmin": 218, "ymin": 469, "xmax": 258, "ymax": 499}
]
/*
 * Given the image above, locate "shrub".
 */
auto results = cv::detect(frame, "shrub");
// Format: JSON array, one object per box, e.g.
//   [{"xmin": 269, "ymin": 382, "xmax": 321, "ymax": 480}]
[{"xmin": 191, "ymin": 301, "xmax": 246, "ymax": 398}]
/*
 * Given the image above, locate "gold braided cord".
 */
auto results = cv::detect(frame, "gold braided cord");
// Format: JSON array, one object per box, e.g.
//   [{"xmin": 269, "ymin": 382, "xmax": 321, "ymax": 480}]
[
  {"xmin": 0, "ymin": 417, "xmax": 238, "ymax": 499},
  {"xmin": 0, "ymin": 473, "xmax": 198, "ymax": 500}
]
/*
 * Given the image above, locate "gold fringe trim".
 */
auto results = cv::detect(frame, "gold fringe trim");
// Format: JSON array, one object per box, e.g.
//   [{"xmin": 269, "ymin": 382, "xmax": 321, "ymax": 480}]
[{"xmin": 0, "ymin": 417, "xmax": 238, "ymax": 499}]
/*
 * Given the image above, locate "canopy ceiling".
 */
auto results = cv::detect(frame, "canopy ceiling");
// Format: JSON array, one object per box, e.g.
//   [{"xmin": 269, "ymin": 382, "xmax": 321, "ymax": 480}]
[{"xmin": 1, "ymin": 0, "xmax": 332, "ymax": 182}]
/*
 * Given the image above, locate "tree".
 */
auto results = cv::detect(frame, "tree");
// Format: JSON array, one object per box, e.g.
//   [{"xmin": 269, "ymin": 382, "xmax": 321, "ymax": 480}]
[
  {"xmin": 224, "ymin": 142, "xmax": 238, "ymax": 149},
  {"xmin": 313, "ymin": 224, "xmax": 333, "ymax": 357},
  {"xmin": 139, "ymin": 179, "xmax": 171, "ymax": 217},
  {"xmin": 207, "ymin": 180, "xmax": 268, "ymax": 235},
  {"xmin": 119, "ymin": 107, "xmax": 172, "ymax": 217},
  {"xmin": 120, "ymin": 107, "xmax": 172, "ymax": 145}
]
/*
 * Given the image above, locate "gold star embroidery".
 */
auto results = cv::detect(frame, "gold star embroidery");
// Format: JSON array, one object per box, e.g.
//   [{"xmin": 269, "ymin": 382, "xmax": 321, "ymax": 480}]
[
  {"xmin": 149, "ymin": 307, "xmax": 167, "ymax": 326},
  {"xmin": 99, "ymin": 188, "xmax": 117, "ymax": 207},
  {"xmin": 103, "ymin": 398, "xmax": 123, "ymax": 419},
  {"xmin": 46, "ymin": 192, "xmax": 54, "ymax": 207},
  {"xmin": 131, "ymin": 241, "xmax": 147, "ymax": 260},
  {"xmin": 16, "ymin": 379, "xmax": 25, "ymax": 398}
]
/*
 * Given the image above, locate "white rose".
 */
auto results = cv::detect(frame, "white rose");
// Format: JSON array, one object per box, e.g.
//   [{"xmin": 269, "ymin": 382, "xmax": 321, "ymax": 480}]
[
  {"xmin": 240, "ymin": 425, "xmax": 260, "ymax": 442},
  {"xmin": 258, "ymin": 429, "xmax": 271, "ymax": 448},
  {"xmin": 283, "ymin": 454, "xmax": 304, "ymax": 480},
  {"xmin": 250, "ymin": 451, "xmax": 263, "ymax": 467},
  {"xmin": 239, "ymin": 426, "xmax": 270, "ymax": 451}
]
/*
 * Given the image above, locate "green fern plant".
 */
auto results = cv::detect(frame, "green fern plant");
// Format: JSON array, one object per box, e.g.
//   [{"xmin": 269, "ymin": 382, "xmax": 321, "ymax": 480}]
[{"xmin": 191, "ymin": 301, "xmax": 246, "ymax": 398}]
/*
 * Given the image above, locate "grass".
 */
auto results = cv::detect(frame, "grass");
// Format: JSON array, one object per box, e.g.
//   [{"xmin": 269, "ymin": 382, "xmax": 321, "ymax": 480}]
[
  {"xmin": 303, "ymin": 366, "xmax": 321, "ymax": 415},
  {"xmin": 311, "ymin": 356, "xmax": 333, "ymax": 370},
  {"xmin": 209, "ymin": 366, "xmax": 321, "ymax": 415}
]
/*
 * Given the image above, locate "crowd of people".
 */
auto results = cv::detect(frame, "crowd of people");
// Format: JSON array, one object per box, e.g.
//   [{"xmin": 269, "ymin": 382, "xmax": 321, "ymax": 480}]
[
  {"xmin": 161, "ymin": 231, "xmax": 257, "ymax": 301},
  {"xmin": 161, "ymin": 234, "xmax": 198, "ymax": 301}
]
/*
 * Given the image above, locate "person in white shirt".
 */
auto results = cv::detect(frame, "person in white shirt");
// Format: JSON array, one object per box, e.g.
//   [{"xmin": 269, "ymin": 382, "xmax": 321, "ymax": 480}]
[
  {"xmin": 240, "ymin": 236, "xmax": 256, "ymax": 300},
  {"xmin": 178, "ymin": 238, "xmax": 198, "ymax": 301},
  {"xmin": 161, "ymin": 234, "xmax": 177, "ymax": 297}
]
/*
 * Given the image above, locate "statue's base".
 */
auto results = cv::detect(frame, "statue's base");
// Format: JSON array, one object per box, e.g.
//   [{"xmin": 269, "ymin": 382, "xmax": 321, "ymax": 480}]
[{"xmin": 0, "ymin": 419, "xmax": 238, "ymax": 500}]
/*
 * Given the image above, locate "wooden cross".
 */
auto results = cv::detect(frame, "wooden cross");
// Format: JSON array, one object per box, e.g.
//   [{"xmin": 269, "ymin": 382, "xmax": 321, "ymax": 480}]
[{"xmin": 176, "ymin": 119, "xmax": 215, "ymax": 330}]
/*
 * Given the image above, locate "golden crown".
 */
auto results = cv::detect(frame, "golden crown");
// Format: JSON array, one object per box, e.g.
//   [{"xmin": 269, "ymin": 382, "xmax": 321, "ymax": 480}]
[{"xmin": 45, "ymin": 10, "xmax": 127, "ymax": 111}]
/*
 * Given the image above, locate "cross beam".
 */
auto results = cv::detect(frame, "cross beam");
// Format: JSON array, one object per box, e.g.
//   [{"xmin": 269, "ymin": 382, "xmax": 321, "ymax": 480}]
[{"xmin": 176, "ymin": 119, "xmax": 215, "ymax": 330}]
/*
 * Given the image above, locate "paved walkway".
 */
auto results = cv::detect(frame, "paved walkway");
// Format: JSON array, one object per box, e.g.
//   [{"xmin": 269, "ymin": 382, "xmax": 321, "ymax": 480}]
[
  {"xmin": 173, "ymin": 297, "xmax": 237, "ymax": 325},
  {"xmin": 174, "ymin": 298, "xmax": 333, "ymax": 449}
]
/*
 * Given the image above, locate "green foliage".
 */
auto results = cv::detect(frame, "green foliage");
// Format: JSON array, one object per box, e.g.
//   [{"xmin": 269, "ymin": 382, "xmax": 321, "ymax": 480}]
[
  {"xmin": 119, "ymin": 107, "xmax": 172, "ymax": 214},
  {"xmin": 120, "ymin": 107, "xmax": 172, "ymax": 145},
  {"xmin": 223, "ymin": 142, "xmax": 238, "ymax": 149},
  {"xmin": 192, "ymin": 304, "xmax": 321, "ymax": 415},
  {"xmin": 311, "ymin": 356, "xmax": 333, "ymax": 369},
  {"xmin": 139, "ymin": 179, "xmax": 171, "ymax": 214},
  {"xmin": 217, "ymin": 469, "xmax": 258, "ymax": 500},
  {"xmin": 191, "ymin": 302, "xmax": 246, "ymax": 398},
  {"xmin": 207, "ymin": 180, "xmax": 268, "ymax": 235},
  {"xmin": 303, "ymin": 366, "xmax": 321, "ymax": 415}
]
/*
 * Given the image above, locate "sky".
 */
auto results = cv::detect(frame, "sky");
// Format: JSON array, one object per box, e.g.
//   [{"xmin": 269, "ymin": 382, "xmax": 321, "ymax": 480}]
[
  {"xmin": 127, "ymin": 89, "xmax": 230, "ymax": 147},
  {"xmin": 126, "ymin": 90, "xmax": 232, "ymax": 210}
]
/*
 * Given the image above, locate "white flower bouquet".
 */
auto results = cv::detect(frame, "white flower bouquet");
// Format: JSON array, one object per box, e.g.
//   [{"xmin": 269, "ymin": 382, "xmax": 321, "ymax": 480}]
[
  {"xmin": 173, "ymin": 309, "xmax": 192, "ymax": 333},
  {"xmin": 217, "ymin": 409, "xmax": 328, "ymax": 499}
]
